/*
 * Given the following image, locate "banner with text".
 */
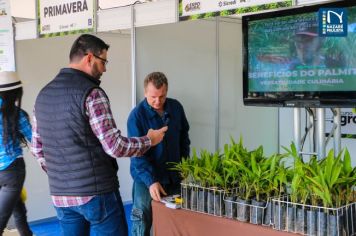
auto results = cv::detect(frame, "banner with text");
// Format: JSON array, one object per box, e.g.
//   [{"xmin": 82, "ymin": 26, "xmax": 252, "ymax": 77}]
[
  {"xmin": 0, "ymin": 0, "xmax": 15, "ymax": 72},
  {"xmin": 38, "ymin": 0, "xmax": 94, "ymax": 37},
  {"xmin": 179, "ymin": 0, "xmax": 292, "ymax": 21},
  {"xmin": 326, "ymin": 108, "xmax": 356, "ymax": 139}
]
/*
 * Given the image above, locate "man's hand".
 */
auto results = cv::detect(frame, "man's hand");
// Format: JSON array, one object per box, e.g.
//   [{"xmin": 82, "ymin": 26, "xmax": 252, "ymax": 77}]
[
  {"xmin": 147, "ymin": 126, "xmax": 168, "ymax": 146},
  {"xmin": 149, "ymin": 182, "xmax": 167, "ymax": 202},
  {"xmin": 38, "ymin": 158, "xmax": 48, "ymax": 173}
]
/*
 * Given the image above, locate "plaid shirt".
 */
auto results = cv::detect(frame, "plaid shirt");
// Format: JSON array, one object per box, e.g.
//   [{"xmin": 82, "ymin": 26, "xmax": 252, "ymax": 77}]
[{"xmin": 31, "ymin": 88, "xmax": 151, "ymax": 207}]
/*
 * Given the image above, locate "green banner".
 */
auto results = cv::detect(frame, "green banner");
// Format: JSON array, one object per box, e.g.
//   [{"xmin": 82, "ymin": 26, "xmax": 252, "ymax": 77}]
[{"xmin": 179, "ymin": 0, "xmax": 293, "ymax": 21}]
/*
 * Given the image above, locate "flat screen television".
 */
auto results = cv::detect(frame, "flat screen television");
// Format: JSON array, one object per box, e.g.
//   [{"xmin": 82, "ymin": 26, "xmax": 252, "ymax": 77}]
[{"xmin": 242, "ymin": 0, "xmax": 356, "ymax": 107}]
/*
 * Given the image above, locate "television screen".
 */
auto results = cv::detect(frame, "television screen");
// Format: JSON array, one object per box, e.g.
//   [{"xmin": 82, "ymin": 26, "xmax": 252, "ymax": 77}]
[{"xmin": 242, "ymin": 1, "xmax": 356, "ymax": 107}]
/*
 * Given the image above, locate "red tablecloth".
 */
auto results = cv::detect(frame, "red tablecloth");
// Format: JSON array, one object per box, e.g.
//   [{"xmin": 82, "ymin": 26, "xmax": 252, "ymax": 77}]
[{"xmin": 152, "ymin": 201, "xmax": 294, "ymax": 236}]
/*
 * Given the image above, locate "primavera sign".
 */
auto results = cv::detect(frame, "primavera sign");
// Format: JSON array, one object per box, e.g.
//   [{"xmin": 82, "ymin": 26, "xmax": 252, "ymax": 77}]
[
  {"xmin": 0, "ymin": 0, "xmax": 15, "ymax": 72},
  {"xmin": 179, "ymin": 0, "xmax": 292, "ymax": 21},
  {"xmin": 38, "ymin": 0, "xmax": 95, "ymax": 37}
]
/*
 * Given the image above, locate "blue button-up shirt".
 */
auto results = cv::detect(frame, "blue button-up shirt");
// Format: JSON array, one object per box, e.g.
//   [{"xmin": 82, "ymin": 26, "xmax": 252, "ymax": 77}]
[{"xmin": 128, "ymin": 98, "xmax": 190, "ymax": 187}]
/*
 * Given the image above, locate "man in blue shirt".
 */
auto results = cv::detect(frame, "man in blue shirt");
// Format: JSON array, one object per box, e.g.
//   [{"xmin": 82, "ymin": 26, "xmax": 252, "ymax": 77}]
[{"xmin": 128, "ymin": 72, "xmax": 190, "ymax": 236}]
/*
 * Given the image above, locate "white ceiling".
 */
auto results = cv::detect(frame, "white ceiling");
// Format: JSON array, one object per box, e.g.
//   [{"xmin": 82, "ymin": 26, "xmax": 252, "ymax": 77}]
[{"xmin": 10, "ymin": 0, "xmax": 152, "ymax": 19}]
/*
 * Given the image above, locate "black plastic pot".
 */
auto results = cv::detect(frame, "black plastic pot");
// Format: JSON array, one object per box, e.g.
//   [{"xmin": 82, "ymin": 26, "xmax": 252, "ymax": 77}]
[
  {"xmin": 307, "ymin": 209, "xmax": 317, "ymax": 236},
  {"xmin": 198, "ymin": 190, "xmax": 207, "ymax": 213},
  {"xmin": 236, "ymin": 198, "xmax": 250, "ymax": 222},
  {"xmin": 286, "ymin": 205, "xmax": 296, "ymax": 233},
  {"xmin": 207, "ymin": 191, "xmax": 214, "ymax": 215},
  {"xmin": 181, "ymin": 186, "xmax": 190, "ymax": 209},
  {"xmin": 207, "ymin": 191, "xmax": 223, "ymax": 216},
  {"xmin": 273, "ymin": 202, "xmax": 286, "ymax": 231},
  {"xmin": 316, "ymin": 210, "xmax": 327, "ymax": 236},
  {"xmin": 224, "ymin": 196, "xmax": 235, "ymax": 219},
  {"xmin": 343, "ymin": 204, "xmax": 355, "ymax": 236},
  {"xmin": 296, "ymin": 206, "xmax": 306, "ymax": 235},
  {"xmin": 250, "ymin": 199, "xmax": 265, "ymax": 225},
  {"xmin": 328, "ymin": 213, "xmax": 344, "ymax": 236},
  {"xmin": 190, "ymin": 188, "xmax": 198, "ymax": 211},
  {"xmin": 263, "ymin": 201, "xmax": 273, "ymax": 226},
  {"xmin": 213, "ymin": 192, "xmax": 223, "ymax": 216}
]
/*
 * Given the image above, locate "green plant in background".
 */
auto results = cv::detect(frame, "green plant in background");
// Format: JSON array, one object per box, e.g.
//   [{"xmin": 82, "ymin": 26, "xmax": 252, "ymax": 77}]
[
  {"xmin": 229, "ymin": 145, "xmax": 266, "ymax": 201},
  {"xmin": 284, "ymin": 143, "xmax": 356, "ymax": 208},
  {"xmin": 223, "ymin": 137, "xmax": 254, "ymax": 200},
  {"xmin": 168, "ymin": 156, "xmax": 193, "ymax": 184},
  {"xmin": 264, "ymin": 153, "xmax": 288, "ymax": 200},
  {"xmin": 221, "ymin": 142, "xmax": 240, "ymax": 195},
  {"xmin": 200, "ymin": 151, "xmax": 224, "ymax": 188},
  {"xmin": 304, "ymin": 150, "xmax": 343, "ymax": 208},
  {"xmin": 283, "ymin": 143, "xmax": 309, "ymax": 204},
  {"xmin": 338, "ymin": 149, "xmax": 356, "ymax": 204},
  {"xmin": 249, "ymin": 148, "xmax": 270, "ymax": 201},
  {"xmin": 172, "ymin": 139, "xmax": 355, "ymax": 208}
]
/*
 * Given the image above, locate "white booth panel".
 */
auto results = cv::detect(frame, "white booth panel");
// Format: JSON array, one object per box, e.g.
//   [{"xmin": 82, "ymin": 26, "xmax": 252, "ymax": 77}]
[{"xmin": 218, "ymin": 19, "xmax": 279, "ymax": 155}]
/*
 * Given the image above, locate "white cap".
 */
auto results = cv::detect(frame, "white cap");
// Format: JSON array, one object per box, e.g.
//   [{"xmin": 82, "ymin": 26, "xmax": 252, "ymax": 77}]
[{"xmin": 0, "ymin": 71, "xmax": 22, "ymax": 92}]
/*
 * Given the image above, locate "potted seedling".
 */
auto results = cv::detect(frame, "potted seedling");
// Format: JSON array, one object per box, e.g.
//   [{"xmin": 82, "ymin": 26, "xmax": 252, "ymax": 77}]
[
  {"xmin": 203, "ymin": 151, "xmax": 224, "ymax": 216},
  {"xmin": 263, "ymin": 153, "xmax": 287, "ymax": 226},
  {"xmin": 248, "ymin": 148, "xmax": 270, "ymax": 225},
  {"xmin": 168, "ymin": 156, "xmax": 193, "ymax": 209},
  {"xmin": 228, "ymin": 143, "xmax": 253, "ymax": 223},
  {"xmin": 221, "ymin": 139, "xmax": 243, "ymax": 219}
]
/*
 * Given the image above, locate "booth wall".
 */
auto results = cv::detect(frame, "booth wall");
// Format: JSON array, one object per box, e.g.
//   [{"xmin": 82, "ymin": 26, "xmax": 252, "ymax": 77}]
[
  {"xmin": 14, "ymin": 17, "xmax": 280, "ymax": 222},
  {"xmin": 135, "ymin": 19, "xmax": 279, "ymax": 154},
  {"xmin": 15, "ymin": 33, "xmax": 133, "ymax": 221}
]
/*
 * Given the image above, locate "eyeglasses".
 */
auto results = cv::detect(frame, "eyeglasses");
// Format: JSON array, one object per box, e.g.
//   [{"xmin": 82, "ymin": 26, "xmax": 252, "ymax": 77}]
[{"xmin": 85, "ymin": 53, "xmax": 109, "ymax": 66}]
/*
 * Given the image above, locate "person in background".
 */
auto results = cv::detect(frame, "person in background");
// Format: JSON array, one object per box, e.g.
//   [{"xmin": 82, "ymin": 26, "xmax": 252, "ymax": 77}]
[
  {"xmin": 289, "ymin": 23, "xmax": 326, "ymax": 70},
  {"xmin": 31, "ymin": 34, "xmax": 167, "ymax": 236},
  {"xmin": 128, "ymin": 72, "xmax": 190, "ymax": 236},
  {"xmin": 0, "ymin": 71, "xmax": 33, "ymax": 236}
]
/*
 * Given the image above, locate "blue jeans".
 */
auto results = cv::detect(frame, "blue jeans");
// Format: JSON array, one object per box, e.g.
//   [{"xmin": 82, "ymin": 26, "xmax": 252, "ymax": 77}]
[
  {"xmin": 54, "ymin": 190, "xmax": 128, "ymax": 236},
  {"xmin": 130, "ymin": 181, "xmax": 180, "ymax": 236},
  {"xmin": 0, "ymin": 158, "xmax": 32, "ymax": 236}
]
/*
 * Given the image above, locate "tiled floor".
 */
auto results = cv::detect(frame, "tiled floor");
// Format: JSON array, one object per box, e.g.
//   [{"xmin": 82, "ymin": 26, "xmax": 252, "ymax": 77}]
[{"xmin": 29, "ymin": 203, "xmax": 133, "ymax": 236}]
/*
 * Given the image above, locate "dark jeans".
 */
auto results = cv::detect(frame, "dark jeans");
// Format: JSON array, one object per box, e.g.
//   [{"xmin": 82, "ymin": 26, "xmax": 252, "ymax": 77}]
[
  {"xmin": 54, "ymin": 190, "xmax": 128, "ymax": 236},
  {"xmin": 131, "ymin": 181, "xmax": 180, "ymax": 236},
  {"xmin": 0, "ymin": 158, "xmax": 32, "ymax": 236}
]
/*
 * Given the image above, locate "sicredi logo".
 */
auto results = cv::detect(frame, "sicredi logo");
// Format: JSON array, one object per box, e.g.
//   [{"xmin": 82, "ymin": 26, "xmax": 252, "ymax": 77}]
[
  {"xmin": 185, "ymin": 2, "xmax": 201, "ymax": 12},
  {"xmin": 318, "ymin": 8, "xmax": 347, "ymax": 37}
]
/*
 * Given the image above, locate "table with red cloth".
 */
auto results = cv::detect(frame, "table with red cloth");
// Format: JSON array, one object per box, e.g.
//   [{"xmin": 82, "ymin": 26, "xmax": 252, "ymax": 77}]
[{"xmin": 152, "ymin": 201, "xmax": 294, "ymax": 236}]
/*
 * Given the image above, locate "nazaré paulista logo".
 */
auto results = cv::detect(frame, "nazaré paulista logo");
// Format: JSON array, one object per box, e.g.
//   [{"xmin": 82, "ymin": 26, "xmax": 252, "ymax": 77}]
[{"xmin": 318, "ymin": 8, "xmax": 347, "ymax": 37}]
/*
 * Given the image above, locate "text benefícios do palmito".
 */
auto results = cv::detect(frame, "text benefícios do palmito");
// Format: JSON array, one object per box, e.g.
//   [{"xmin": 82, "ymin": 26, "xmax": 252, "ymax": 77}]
[{"xmin": 249, "ymin": 68, "xmax": 356, "ymax": 79}]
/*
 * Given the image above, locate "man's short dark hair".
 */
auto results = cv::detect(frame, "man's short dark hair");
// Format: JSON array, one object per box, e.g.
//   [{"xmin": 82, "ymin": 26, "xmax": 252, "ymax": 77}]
[
  {"xmin": 144, "ymin": 72, "xmax": 168, "ymax": 90},
  {"xmin": 69, "ymin": 34, "xmax": 110, "ymax": 62}
]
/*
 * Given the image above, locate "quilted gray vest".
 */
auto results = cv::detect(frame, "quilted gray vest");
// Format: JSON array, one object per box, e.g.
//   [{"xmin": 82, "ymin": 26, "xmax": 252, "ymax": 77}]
[{"xmin": 35, "ymin": 68, "xmax": 119, "ymax": 196}]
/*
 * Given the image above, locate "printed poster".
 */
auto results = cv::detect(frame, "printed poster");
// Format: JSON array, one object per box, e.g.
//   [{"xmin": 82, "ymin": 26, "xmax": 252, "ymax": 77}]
[{"xmin": 0, "ymin": 0, "xmax": 15, "ymax": 72}]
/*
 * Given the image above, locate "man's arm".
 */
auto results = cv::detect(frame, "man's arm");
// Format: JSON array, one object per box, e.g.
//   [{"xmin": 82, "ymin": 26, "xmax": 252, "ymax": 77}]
[
  {"xmin": 127, "ymin": 110, "xmax": 156, "ymax": 186},
  {"xmin": 127, "ymin": 110, "xmax": 166, "ymax": 201},
  {"xmin": 30, "ymin": 110, "xmax": 47, "ymax": 172},
  {"xmin": 86, "ymin": 88, "xmax": 166, "ymax": 158}
]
